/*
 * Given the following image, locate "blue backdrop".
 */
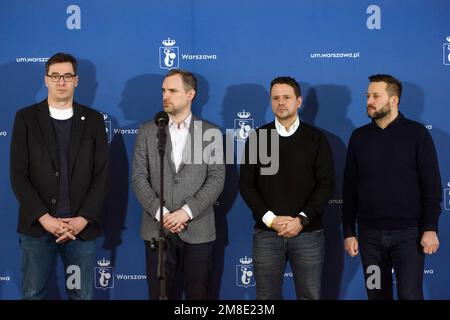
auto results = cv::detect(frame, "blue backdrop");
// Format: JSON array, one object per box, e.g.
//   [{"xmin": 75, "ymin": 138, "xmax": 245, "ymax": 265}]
[{"xmin": 1, "ymin": 0, "xmax": 449, "ymax": 299}]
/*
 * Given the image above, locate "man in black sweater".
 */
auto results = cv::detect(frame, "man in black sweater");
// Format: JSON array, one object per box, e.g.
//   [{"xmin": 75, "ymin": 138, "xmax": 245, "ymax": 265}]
[
  {"xmin": 343, "ymin": 74, "xmax": 441, "ymax": 300},
  {"xmin": 239, "ymin": 76, "xmax": 334, "ymax": 300}
]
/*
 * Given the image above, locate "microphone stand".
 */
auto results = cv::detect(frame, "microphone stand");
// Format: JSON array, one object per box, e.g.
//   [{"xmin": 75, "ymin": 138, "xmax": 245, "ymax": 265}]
[{"xmin": 157, "ymin": 124, "xmax": 167, "ymax": 300}]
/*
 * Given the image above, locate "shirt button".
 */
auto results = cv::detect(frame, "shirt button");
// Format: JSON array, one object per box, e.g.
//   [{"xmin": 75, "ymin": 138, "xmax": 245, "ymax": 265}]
[
  {"xmin": 51, "ymin": 198, "xmax": 56, "ymax": 204},
  {"xmin": 55, "ymin": 171, "xmax": 59, "ymax": 177}
]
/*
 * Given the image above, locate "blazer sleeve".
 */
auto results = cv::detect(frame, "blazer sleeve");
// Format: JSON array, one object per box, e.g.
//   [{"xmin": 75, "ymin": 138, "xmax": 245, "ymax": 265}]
[
  {"xmin": 132, "ymin": 124, "xmax": 163, "ymax": 218},
  {"xmin": 10, "ymin": 111, "xmax": 49, "ymax": 224}
]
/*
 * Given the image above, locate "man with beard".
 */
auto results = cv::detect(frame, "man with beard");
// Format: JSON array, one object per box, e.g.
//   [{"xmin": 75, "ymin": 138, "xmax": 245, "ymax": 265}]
[
  {"xmin": 132, "ymin": 69, "xmax": 225, "ymax": 299},
  {"xmin": 342, "ymin": 74, "xmax": 442, "ymax": 300}
]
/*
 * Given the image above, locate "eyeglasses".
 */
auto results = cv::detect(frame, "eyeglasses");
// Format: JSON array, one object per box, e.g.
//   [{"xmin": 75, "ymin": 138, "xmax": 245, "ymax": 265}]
[{"xmin": 46, "ymin": 73, "xmax": 77, "ymax": 82}]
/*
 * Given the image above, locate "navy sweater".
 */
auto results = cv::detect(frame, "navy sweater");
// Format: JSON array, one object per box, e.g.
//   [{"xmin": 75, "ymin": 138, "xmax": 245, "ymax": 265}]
[
  {"xmin": 343, "ymin": 113, "xmax": 442, "ymax": 238},
  {"xmin": 52, "ymin": 117, "xmax": 73, "ymax": 216}
]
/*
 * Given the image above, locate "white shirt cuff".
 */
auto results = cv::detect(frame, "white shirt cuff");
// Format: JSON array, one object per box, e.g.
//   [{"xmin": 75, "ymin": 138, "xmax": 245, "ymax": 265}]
[
  {"xmin": 155, "ymin": 206, "xmax": 170, "ymax": 222},
  {"xmin": 262, "ymin": 211, "xmax": 277, "ymax": 228},
  {"xmin": 182, "ymin": 204, "xmax": 193, "ymax": 220},
  {"xmin": 299, "ymin": 212, "xmax": 307, "ymax": 218}
]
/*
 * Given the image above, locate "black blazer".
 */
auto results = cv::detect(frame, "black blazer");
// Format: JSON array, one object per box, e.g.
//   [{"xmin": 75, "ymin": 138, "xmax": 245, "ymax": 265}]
[{"xmin": 10, "ymin": 99, "xmax": 108, "ymax": 240}]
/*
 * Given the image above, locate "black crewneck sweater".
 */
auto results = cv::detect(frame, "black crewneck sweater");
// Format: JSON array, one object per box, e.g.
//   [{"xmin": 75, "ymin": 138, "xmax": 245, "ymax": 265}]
[{"xmin": 239, "ymin": 121, "xmax": 335, "ymax": 232}]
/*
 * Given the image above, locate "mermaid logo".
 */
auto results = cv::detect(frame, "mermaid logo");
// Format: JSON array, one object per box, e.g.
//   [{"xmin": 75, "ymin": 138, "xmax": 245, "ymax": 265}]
[
  {"xmin": 234, "ymin": 109, "xmax": 254, "ymax": 141},
  {"xmin": 236, "ymin": 256, "xmax": 255, "ymax": 288},
  {"xmin": 95, "ymin": 258, "xmax": 114, "ymax": 289},
  {"xmin": 159, "ymin": 38, "xmax": 179, "ymax": 70}
]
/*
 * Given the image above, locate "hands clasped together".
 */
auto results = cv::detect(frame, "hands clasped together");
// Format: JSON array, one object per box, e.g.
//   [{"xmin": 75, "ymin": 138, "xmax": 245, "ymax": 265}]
[
  {"xmin": 39, "ymin": 213, "xmax": 88, "ymax": 243},
  {"xmin": 163, "ymin": 209, "xmax": 190, "ymax": 234},
  {"xmin": 271, "ymin": 216, "xmax": 303, "ymax": 238}
]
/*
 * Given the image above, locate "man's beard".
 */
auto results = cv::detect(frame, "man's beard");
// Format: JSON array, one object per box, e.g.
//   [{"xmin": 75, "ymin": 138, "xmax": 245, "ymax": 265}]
[
  {"xmin": 163, "ymin": 104, "xmax": 176, "ymax": 115},
  {"xmin": 368, "ymin": 102, "xmax": 391, "ymax": 120}
]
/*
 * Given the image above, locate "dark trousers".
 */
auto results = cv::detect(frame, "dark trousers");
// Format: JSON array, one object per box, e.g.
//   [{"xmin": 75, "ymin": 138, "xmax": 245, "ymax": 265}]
[
  {"xmin": 145, "ymin": 233, "xmax": 214, "ymax": 300},
  {"xmin": 359, "ymin": 227, "xmax": 425, "ymax": 300}
]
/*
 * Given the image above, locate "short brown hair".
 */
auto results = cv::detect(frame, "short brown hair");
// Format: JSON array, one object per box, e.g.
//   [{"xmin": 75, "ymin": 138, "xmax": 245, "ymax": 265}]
[
  {"xmin": 164, "ymin": 69, "xmax": 197, "ymax": 93},
  {"xmin": 270, "ymin": 76, "xmax": 301, "ymax": 98},
  {"xmin": 369, "ymin": 74, "xmax": 402, "ymax": 103}
]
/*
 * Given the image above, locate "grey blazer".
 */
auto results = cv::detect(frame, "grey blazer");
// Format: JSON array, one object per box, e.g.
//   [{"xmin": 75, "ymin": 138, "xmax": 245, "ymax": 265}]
[{"xmin": 132, "ymin": 115, "xmax": 225, "ymax": 244}]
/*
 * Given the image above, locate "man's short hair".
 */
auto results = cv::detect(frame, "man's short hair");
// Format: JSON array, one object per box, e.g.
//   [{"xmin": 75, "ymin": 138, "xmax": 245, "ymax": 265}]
[
  {"xmin": 270, "ymin": 76, "xmax": 301, "ymax": 98},
  {"xmin": 164, "ymin": 69, "xmax": 197, "ymax": 93},
  {"xmin": 368, "ymin": 74, "xmax": 402, "ymax": 103},
  {"xmin": 45, "ymin": 52, "xmax": 78, "ymax": 75}
]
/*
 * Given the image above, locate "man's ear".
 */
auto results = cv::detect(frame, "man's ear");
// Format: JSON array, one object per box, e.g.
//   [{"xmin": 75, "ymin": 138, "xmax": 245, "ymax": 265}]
[
  {"xmin": 297, "ymin": 96, "xmax": 303, "ymax": 109},
  {"xmin": 391, "ymin": 95, "xmax": 399, "ymax": 108},
  {"xmin": 189, "ymin": 89, "xmax": 196, "ymax": 101}
]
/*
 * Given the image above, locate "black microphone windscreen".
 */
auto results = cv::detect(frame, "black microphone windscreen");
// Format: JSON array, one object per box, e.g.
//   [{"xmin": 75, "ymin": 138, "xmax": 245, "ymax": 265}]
[{"xmin": 154, "ymin": 111, "xmax": 169, "ymax": 126}]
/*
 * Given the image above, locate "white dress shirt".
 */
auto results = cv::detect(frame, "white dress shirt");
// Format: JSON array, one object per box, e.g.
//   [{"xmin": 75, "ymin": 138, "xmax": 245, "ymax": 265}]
[
  {"xmin": 169, "ymin": 113, "xmax": 192, "ymax": 173},
  {"xmin": 155, "ymin": 113, "xmax": 193, "ymax": 221},
  {"xmin": 274, "ymin": 116, "xmax": 299, "ymax": 137}
]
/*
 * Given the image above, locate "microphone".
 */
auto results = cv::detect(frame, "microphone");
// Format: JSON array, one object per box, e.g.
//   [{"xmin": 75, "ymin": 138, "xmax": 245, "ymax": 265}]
[
  {"xmin": 154, "ymin": 111, "xmax": 169, "ymax": 156},
  {"xmin": 154, "ymin": 111, "xmax": 169, "ymax": 127}
]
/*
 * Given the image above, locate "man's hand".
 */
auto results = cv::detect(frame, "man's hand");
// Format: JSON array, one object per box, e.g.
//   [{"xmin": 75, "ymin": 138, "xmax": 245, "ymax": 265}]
[
  {"xmin": 421, "ymin": 231, "xmax": 439, "ymax": 254},
  {"xmin": 57, "ymin": 216, "xmax": 89, "ymax": 243},
  {"xmin": 55, "ymin": 230, "xmax": 77, "ymax": 243},
  {"xmin": 271, "ymin": 216, "xmax": 292, "ymax": 233},
  {"xmin": 277, "ymin": 217, "xmax": 303, "ymax": 238},
  {"xmin": 344, "ymin": 237, "xmax": 359, "ymax": 257},
  {"xmin": 39, "ymin": 213, "xmax": 76, "ymax": 240},
  {"xmin": 163, "ymin": 209, "xmax": 189, "ymax": 233}
]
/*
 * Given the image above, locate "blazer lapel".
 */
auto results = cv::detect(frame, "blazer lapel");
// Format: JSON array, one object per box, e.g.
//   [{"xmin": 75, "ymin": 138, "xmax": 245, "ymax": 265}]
[
  {"xmin": 68, "ymin": 102, "xmax": 86, "ymax": 176},
  {"xmin": 164, "ymin": 126, "xmax": 177, "ymax": 175},
  {"xmin": 36, "ymin": 100, "xmax": 59, "ymax": 170},
  {"xmin": 177, "ymin": 115, "xmax": 198, "ymax": 173}
]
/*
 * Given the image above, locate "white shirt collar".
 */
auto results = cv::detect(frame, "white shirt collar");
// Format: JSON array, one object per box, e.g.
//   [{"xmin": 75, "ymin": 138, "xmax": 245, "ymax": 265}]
[
  {"xmin": 49, "ymin": 106, "xmax": 73, "ymax": 120},
  {"xmin": 169, "ymin": 112, "xmax": 192, "ymax": 130},
  {"xmin": 275, "ymin": 116, "xmax": 300, "ymax": 137}
]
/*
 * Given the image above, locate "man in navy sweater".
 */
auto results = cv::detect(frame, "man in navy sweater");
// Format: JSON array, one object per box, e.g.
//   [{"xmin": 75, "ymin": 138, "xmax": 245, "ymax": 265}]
[
  {"xmin": 343, "ymin": 74, "xmax": 441, "ymax": 300},
  {"xmin": 240, "ymin": 76, "xmax": 334, "ymax": 299}
]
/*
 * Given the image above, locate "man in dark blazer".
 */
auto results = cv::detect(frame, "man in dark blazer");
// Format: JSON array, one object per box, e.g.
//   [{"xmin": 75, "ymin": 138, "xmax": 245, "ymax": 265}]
[
  {"xmin": 132, "ymin": 69, "xmax": 225, "ymax": 300},
  {"xmin": 10, "ymin": 52, "xmax": 108, "ymax": 299}
]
